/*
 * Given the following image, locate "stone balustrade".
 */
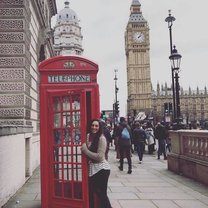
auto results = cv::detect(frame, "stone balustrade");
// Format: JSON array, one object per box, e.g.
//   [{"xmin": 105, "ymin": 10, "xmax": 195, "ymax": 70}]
[{"xmin": 168, "ymin": 130, "xmax": 208, "ymax": 185}]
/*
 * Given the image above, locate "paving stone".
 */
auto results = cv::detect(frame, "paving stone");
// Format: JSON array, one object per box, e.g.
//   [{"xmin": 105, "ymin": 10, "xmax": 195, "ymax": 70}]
[
  {"xmin": 174, "ymin": 199, "xmax": 208, "ymax": 208},
  {"xmin": 108, "ymin": 192, "xmax": 138, "ymax": 200},
  {"xmin": 118, "ymin": 199, "xmax": 157, "ymax": 208},
  {"xmin": 136, "ymin": 192, "xmax": 195, "ymax": 200},
  {"xmin": 137, "ymin": 187, "xmax": 184, "ymax": 193},
  {"xmin": 152, "ymin": 200, "xmax": 181, "ymax": 208}
]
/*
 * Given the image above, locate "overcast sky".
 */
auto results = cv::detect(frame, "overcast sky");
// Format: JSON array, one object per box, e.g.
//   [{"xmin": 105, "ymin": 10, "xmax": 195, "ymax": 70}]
[{"xmin": 53, "ymin": 0, "xmax": 208, "ymax": 116}]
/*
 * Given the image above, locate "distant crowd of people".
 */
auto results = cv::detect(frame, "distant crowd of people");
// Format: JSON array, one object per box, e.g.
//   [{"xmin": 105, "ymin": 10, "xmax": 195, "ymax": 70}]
[
  {"xmin": 88, "ymin": 117, "xmax": 172, "ymax": 175},
  {"xmin": 111, "ymin": 117, "xmax": 171, "ymax": 174}
]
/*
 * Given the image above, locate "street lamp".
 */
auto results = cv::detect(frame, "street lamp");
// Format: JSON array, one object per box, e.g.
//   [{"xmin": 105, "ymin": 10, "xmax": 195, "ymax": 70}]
[
  {"xmin": 165, "ymin": 10, "xmax": 176, "ymax": 121},
  {"xmin": 169, "ymin": 45, "xmax": 182, "ymax": 127},
  {"xmin": 114, "ymin": 69, "xmax": 119, "ymax": 124}
]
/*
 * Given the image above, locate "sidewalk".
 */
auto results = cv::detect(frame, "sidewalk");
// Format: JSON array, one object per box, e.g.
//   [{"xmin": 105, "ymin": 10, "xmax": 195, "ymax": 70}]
[{"xmin": 3, "ymin": 148, "xmax": 208, "ymax": 208}]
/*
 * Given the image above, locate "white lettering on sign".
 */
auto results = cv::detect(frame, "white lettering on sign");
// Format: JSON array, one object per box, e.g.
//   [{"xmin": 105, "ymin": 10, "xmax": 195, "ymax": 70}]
[{"xmin": 48, "ymin": 75, "xmax": 91, "ymax": 83}]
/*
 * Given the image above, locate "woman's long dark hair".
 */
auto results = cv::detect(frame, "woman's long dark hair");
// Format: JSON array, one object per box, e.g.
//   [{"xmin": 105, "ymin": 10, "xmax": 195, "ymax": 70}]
[{"xmin": 88, "ymin": 119, "xmax": 103, "ymax": 153}]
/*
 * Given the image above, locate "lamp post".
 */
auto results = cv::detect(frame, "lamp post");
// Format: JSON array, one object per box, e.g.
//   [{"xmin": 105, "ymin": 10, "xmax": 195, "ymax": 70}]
[
  {"xmin": 114, "ymin": 69, "xmax": 119, "ymax": 124},
  {"xmin": 114, "ymin": 69, "xmax": 118, "ymax": 105},
  {"xmin": 169, "ymin": 45, "xmax": 182, "ymax": 127},
  {"xmin": 165, "ymin": 10, "xmax": 176, "ymax": 121}
]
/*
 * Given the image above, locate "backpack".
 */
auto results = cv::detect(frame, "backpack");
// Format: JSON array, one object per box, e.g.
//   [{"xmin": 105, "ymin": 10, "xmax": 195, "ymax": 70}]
[
  {"xmin": 121, "ymin": 127, "xmax": 130, "ymax": 140},
  {"xmin": 142, "ymin": 130, "xmax": 147, "ymax": 140},
  {"xmin": 145, "ymin": 130, "xmax": 150, "ymax": 140}
]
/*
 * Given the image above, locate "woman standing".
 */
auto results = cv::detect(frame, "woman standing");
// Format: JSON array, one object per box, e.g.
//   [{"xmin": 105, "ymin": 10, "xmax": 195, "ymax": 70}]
[
  {"xmin": 145, "ymin": 122, "xmax": 155, "ymax": 154},
  {"xmin": 81, "ymin": 119, "xmax": 112, "ymax": 208}
]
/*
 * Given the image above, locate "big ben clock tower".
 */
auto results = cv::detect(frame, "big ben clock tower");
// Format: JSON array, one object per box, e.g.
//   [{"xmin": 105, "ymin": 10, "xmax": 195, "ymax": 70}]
[{"xmin": 125, "ymin": 0, "xmax": 152, "ymax": 118}]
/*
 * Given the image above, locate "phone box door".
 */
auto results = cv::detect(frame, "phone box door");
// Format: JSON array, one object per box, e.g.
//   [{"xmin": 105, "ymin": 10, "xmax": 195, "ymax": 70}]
[{"xmin": 43, "ymin": 90, "xmax": 89, "ymax": 208}]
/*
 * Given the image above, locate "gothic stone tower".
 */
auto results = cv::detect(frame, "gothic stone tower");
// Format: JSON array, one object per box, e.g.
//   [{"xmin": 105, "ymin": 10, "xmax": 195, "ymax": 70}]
[{"xmin": 125, "ymin": 0, "xmax": 152, "ymax": 118}]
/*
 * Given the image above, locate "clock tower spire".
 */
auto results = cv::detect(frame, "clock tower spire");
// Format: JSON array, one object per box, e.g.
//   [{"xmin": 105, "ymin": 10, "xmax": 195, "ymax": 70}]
[
  {"xmin": 125, "ymin": 0, "xmax": 152, "ymax": 118},
  {"xmin": 130, "ymin": 0, "xmax": 141, "ymax": 13}
]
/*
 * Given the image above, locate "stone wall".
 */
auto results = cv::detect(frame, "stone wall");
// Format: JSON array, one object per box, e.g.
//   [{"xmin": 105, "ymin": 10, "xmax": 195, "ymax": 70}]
[
  {"xmin": 0, "ymin": 130, "xmax": 40, "ymax": 206},
  {"xmin": 0, "ymin": 0, "xmax": 57, "ymax": 206},
  {"xmin": 0, "ymin": 0, "xmax": 33, "ymax": 127}
]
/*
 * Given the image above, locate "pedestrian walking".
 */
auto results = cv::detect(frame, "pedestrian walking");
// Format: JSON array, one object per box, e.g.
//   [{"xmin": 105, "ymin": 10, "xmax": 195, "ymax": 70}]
[
  {"xmin": 154, "ymin": 122, "xmax": 167, "ymax": 160},
  {"xmin": 145, "ymin": 122, "xmax": 155, "ymax": 154},
  {"xmin": 100, "ymin": 119, "xmax": 112, "ymax": 160},
  {"xmin": 116, "ymin": 117, "xmax": 132, "ymax": 174},
  {"xmin": 132, "ymin": 122, "xmax": 147, "ymax": 163}
]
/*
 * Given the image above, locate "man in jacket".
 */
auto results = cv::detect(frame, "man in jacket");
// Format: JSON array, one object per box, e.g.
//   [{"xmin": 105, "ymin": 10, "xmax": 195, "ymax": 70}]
[
  {"xmin": 154, "ymin": 122, "xmax": 167, "ymax": 160},
  {"xmin": 132, "ymin": 122, "xmax": 147, "ymax": 163},
  {"xmin": 116, "ymin": 117, "xmax": 132, "ymax": 174}
]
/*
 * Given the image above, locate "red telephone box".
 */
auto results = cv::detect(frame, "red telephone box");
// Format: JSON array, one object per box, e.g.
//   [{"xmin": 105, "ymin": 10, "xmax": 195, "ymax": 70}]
[{"xmin": 39, "ymin": 55, "xmax": 100, "ymax": 208}]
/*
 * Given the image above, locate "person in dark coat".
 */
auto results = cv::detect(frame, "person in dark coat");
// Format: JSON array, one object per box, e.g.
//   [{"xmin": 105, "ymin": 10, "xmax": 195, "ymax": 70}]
[
  {"xmin": 115, "ymin": 117, "xmax": 132, "ymax": 174},
  {"xmin": 132, "ymin": 122, "xmax": 147, "ymax": 163},
  {"xmin": 100, "ymin": 120, "xmax": 112, "ymax": 160},
  {"xmin": 154, "ymin": 122, "xmax": 167, "ymax": 160}
]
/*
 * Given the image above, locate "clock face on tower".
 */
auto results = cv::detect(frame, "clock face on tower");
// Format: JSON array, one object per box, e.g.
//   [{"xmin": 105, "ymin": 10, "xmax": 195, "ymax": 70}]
[{"xmin": 133, "ymin": 32, "xmax": 145, "ymax": 43}]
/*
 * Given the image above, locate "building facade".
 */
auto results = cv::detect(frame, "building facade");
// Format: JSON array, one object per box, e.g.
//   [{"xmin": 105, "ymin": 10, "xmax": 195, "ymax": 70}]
[
  {"xmin": 125, "ymin": 0, "xmax": 208, "ymax": 125},
  {"xmin": 53, "ymin": 0, "xmax": 83, "ymax": 56},
  {"xmin": 0, "ymin": 0, "xmax": 57, "ymax": 206},
  {"xmin": 125, "ymin": 0, "xmax": 152, "ymax": 118},
  {"xmin": 152, "ymin": 83, "xmax": 208, "ymax": 125}
]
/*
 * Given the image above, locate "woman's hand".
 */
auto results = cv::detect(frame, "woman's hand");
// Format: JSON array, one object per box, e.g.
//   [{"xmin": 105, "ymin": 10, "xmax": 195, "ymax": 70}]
[{"xmin": 80, "ymin": 143, "xmax": 88, "ymax": 153}]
